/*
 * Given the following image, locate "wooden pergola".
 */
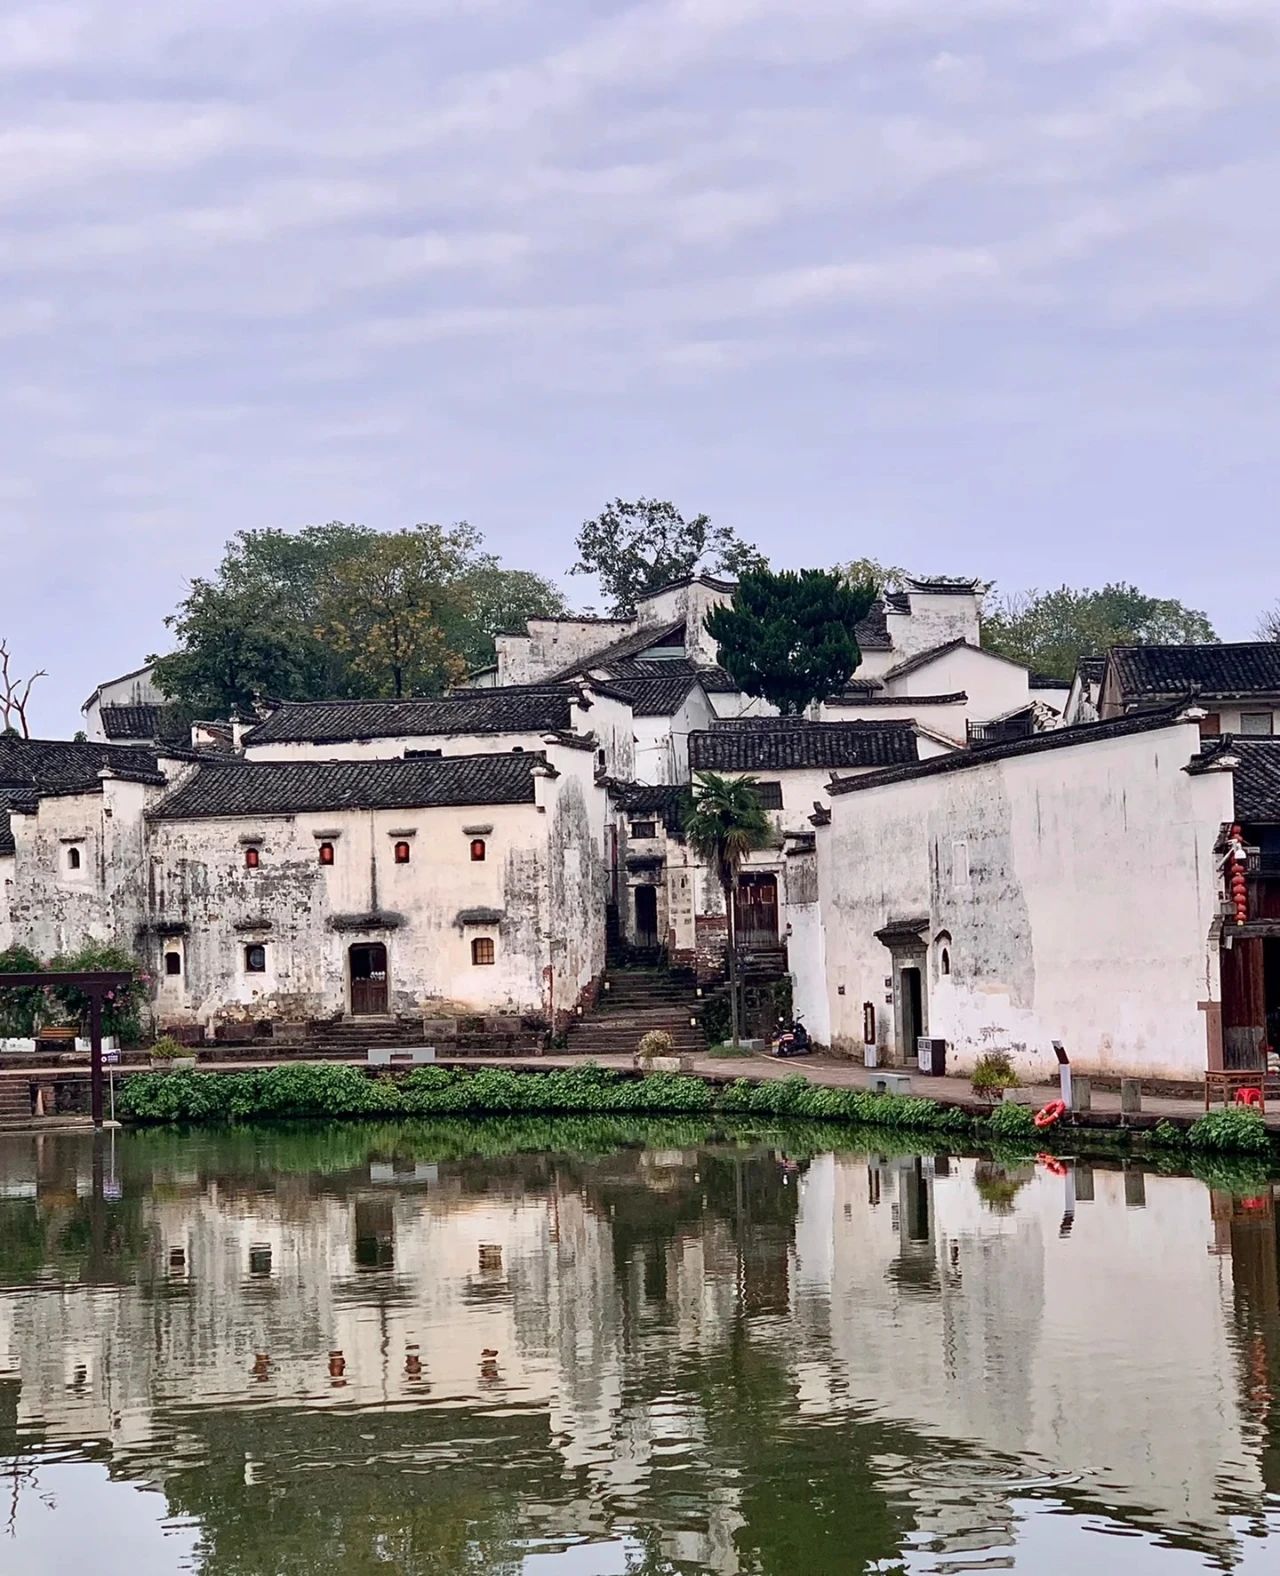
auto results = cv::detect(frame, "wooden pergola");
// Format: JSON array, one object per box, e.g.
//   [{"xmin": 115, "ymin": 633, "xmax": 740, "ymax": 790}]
[{"xmin": 0, "ymin": 970, "xmax": 134, "ymax": 1127}]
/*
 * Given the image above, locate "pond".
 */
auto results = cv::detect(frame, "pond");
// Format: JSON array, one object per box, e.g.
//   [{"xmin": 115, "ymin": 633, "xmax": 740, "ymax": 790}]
[{"xmin": 0, "ymin": 1119, "xmax": 1278, "ymax": 1575}]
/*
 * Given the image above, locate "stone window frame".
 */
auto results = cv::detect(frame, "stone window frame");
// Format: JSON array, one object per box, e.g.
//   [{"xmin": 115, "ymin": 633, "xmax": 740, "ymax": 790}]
[
  {"xmin": 164, "ymin": 950, "xmax": 183, "ymax": 978},
  {"xmin": 244, "ymin": 943, "xmax": 268, "ymax": 974}
]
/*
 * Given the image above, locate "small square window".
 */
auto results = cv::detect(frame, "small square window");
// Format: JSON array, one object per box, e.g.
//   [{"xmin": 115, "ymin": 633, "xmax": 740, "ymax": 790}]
[
  {"xmin": 66, "ymin": 846, "xmax": 82, "ymax": 872},
  {"xmin": 1199, "ymin": 712, "xmax": 1221, "ymax": 738},
  {"xmin": 471, "ymin": 937, "xmax": 495, "ymax": 966},
  {"xmin": 164, "ymin": 951, "xmax": 182, "ymax": 977},
  {"xmin": 1240, "ymin": 712, "xmax": 1274, "ymax": 736},
  {"xmin": 470, "ymin": 839, "xmax": 486, "ymax": 862},
  {"xmin": 318, "ymin": 841, "xmax": 335, "ymax": 865},
  {"xmin": 244, "ymin": 846, "xmax": 261, "ymax": 870},
  {"xmin": 630, "ymin": 821, "xmax": 656, "ymax": 840},
  {"xmin": 394, "ymin": 841, "xmax": 412, "ymax": 865},
  {"xmin": 244, "ymin": 944, "xmax": 267, "ymax": 974},
  {"xmin": 755, "ymin": 782, "xmax": 784, "ymax": 810}
]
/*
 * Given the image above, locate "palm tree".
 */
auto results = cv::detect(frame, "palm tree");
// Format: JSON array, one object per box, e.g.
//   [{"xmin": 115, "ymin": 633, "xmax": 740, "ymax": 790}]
[{"xmin": 683, "ymin": 771, "xmax": 772, "ymax": 1047}]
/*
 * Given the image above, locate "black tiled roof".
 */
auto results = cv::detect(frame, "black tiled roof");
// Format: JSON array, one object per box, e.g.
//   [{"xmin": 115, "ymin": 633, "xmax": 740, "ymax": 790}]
[
  {"xmin": 99, "ymin": 703, "xmax": 189, "ymax": 743},
  {"xmin": 828, "ymin": 709, "xmax": 1189, "ymax": 796},
  {"xmin": 1109, "ymin": 643, "xmax": 1280, "ymax": 702},
  {"xmin": 150, "ymin": 752, "xmax": 545, "ymax": 820},
  {"xmin": 690, "ymin": 721, "xmax": 919, "ymax": 772},
  {"xmin": 827, "ymin": 691, "xmax": 967, "ymax": 707},
  {"xmin": 608, "ymin": 656, "xmax": 741, "ymax": 694},
  {"xmin": 1194, "ymin": 738, "xmax": 1280, "ymax": 824},
  {"xmin": 904, "ymin": 576, "xmax": 982, "ymax": 595},
  {"xmin": 1075, "ymin": 656, "xmax": 1106, "ymax": 684},
  {"xmin": 1029, "ymin": 674, "xmax": 1068, "ymax": 690},
  {"xmin": 603, "ymin": 671, "xmax": 700, "ymax": 717},
  {"xmin": 546, "ymin": 621, "xmax": 688, "ymax": 682},
  {"xmin": 243, "ymin": 688, "xmax": 588, "ymax": 746},
  {"xmin": 613, "ymin": 781, "xmax": 689, "ymax": 838},
  {"xmin": 0, "ymin": 736, "xmax": 167, "ymax": 793},
  {"xmin": 853, "ymin": 601, "xmax": 892, "ymax": 650}
]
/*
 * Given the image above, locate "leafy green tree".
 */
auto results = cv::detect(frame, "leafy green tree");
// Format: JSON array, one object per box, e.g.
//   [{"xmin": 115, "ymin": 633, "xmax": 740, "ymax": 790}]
[
  {"xmin": 153, "ymin": 523, "xmax": 375, "ymax": 713},
  {"xmin": 682, "ymin": 772, "xmax": 772, "ymax": 1047},
  {"xmin": 0, "ymin": 943, "xmax": 44, "ymax": 1036},
  {"xmin": 705, "ymin": 567, "xmax": 878, "ymax": 714},
  {"xmin": 450, "ymin": 562, "xmax": 568, "ymax": 671},
  {"xmin": 572, "ymin": 498, "xmax": 766, "ymax": 616},
  {"xmin": 154, "ymin": 522, "xmax": 566, "ymax": 711},
  {"xmin": 316, "ymin": 525, "xmax": 483, "ymax": 698},
  {"xmin": 982, "ymin": 582, "xmax": 1217, "ymax": 680}
]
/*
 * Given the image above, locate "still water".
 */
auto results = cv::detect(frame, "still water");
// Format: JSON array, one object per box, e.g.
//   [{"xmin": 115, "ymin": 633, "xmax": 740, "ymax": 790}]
[{"xmin": 0, "ymin": 1119, "xmax": 1278, "ymax": 1575}]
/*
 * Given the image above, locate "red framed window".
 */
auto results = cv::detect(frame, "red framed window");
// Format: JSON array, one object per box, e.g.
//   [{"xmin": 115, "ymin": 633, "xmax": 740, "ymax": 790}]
[
  {"xmin": 470, "ymin": 839, "xmax": 486, "ymax": 862},
  {"xmin": 394, "ymin": 841, "xmax": 411, "ymax": 865},
  {"xmin": 244, "ymin": 847, "xmax": 260, "ymax": 870},
  {"xmin": 318, "ymin": 842, "xmax": 335, "ymax": 866}
]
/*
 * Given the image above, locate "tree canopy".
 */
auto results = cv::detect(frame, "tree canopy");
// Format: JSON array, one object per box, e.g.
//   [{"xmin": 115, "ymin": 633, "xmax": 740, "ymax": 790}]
[
  {"xmin": 571, "ymin": 498, "xmax": 766, "ymax": 616},
  {"xmin": 705, "ymin": 567, "xmax": 878, "ymax": 715},
  {"xmin": 152, "ymin": 523, "xmax": 565, "ymax": 714},
  {"xmin": 981, "ymin": 582, "xmax": 1217, "ymax": 680}
]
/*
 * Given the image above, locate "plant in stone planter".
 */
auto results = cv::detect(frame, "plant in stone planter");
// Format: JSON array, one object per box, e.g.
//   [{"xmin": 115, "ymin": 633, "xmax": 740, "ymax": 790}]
[
  {"xmin": 971, "ymin": 1050, "xmax": 1019, "ymax": 1104},
  {"xmin": 150, "ymin": 1034, "xmax": 196, "ymax": 1072},
  {"xmin": 637, "ymin": 1030, "xmax": 675, "ymax": 1064}
]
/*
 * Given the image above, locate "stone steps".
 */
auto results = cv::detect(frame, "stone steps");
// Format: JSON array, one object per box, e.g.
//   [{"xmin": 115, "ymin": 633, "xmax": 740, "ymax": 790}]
[{"xmin": 0, "ymin": 1078, "xmax": 32, "ymax": 1121}]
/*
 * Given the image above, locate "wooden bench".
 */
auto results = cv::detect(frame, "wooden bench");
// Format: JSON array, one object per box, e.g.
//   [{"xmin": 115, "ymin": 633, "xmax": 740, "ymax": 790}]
[{"xmin": 34, "ymin": 1027, "xmax": 79, "ymax": 1053}]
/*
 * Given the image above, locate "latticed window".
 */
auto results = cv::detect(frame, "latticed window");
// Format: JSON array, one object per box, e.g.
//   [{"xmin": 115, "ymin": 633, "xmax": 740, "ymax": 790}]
[
  {"xmin": 755, "ymin": 782, "xmax": 784, "ymax": 810},
  {"xmin": 471, "ymin": 937, "xmax": 495, "ymax": 966}
]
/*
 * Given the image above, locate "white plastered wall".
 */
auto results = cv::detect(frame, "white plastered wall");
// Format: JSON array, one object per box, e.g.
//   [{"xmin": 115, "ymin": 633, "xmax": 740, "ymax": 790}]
[{"xmin": 811, "ymin": 719, "xmax": 1232, "ymax": 1081}]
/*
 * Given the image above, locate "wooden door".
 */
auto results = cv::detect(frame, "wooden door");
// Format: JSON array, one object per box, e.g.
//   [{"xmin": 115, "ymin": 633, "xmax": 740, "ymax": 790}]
[
  {"xmin": 349, "ymin": 943, "xmax": 389, "ymax": 1015},
  {"xmin": 735, "ymin": 873, "xmax": 779, "ymax": 947}
]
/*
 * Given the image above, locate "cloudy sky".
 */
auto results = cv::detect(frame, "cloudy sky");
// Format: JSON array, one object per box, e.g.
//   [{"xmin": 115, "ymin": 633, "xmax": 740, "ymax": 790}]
[{"xmin": 3, "ymin": 0, "xmax": 1279, "ymax": 731}]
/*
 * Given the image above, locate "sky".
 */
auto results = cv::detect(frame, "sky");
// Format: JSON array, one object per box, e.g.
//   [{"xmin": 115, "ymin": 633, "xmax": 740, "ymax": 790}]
[{"xmin": 3, "ymin": 0, "xmax": 1280, "ymax": 733}]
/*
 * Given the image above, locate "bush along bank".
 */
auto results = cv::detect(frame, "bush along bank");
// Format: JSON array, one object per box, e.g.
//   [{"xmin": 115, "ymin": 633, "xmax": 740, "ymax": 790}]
[{"xmin": 114, "ymin": 1063, "xmax": 1279, "ymax": 1157}]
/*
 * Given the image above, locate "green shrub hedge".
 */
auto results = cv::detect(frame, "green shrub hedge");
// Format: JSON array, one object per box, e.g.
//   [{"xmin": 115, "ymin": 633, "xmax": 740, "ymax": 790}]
[{"xmin": 114, "ymin": 1063, "xmax": 1280, "ymax": 1158}]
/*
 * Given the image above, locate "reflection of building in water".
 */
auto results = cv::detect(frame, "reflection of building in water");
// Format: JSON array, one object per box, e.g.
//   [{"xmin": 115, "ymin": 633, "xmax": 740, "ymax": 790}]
[
  {"xmin": 794, "ymin": 1152, "xmax": 1271, "ymax": 1558},
  {"xmin": 1, "ymin": 1132, "xmax": 1279, "ymax": 1573}
]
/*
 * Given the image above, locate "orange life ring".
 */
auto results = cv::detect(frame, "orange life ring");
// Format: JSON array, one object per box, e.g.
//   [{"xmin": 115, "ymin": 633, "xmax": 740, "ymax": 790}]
[
  {"xmin": 1235, "ymin": 1087, "xmax": 1264, "ymax": 1109},
  {"xmin": 1037, "ymin": 1152, "xmax": 1068, "ymax": 1177},
  {"xmin": 1034, "ymin": 1099, "xmax": 1067, "ymax": 1129}
]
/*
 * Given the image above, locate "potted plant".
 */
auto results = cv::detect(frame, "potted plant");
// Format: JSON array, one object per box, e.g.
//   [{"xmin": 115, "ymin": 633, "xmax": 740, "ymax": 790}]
[
  {"xmin": 150, "ymin": 1034, "xmax": 197, "ymax": 1072},
  {"xmin": 971, "ymin": 1049, "xmax": 1020, "ymax": 1104},
  {"xmin": 636, "ymin": 1028, "xmax": 685, "ymax": 1073}
]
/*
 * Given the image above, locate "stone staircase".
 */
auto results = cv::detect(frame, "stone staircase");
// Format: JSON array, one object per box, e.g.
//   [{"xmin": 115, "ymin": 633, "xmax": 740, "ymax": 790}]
[
  {"xmin": 565, "ymin": 964, "xmax": 704, "ymax": 1058},
  {"xmin": 0, "ymin": 1077, "xmax": 33, "ymax": 1124}
]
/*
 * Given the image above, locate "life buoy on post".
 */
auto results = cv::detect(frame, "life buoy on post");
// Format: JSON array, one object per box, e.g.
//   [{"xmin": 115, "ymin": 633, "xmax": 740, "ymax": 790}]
[{"xmin": 1034, "ymin": 1099, "xmax": 1067, "ymax": 1129}]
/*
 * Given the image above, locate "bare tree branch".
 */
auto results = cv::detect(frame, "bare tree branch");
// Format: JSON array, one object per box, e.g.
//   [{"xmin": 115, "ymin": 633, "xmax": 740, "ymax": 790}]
[{"xmin": 0, "ymin": 639, "xmax": 46, "ymax": 738}]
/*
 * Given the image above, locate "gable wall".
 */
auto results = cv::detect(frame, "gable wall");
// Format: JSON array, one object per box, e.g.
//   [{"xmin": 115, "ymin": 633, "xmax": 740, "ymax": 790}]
[{"xmin": 812, "ymin": 720, "xmax": 1229, "ymax": 1081}]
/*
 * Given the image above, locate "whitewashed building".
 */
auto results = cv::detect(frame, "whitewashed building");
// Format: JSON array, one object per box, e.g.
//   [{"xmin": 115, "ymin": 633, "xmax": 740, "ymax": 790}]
[{"xmin": 800, "ymin": 710, "xmax": 1241, "ymax": 1081}]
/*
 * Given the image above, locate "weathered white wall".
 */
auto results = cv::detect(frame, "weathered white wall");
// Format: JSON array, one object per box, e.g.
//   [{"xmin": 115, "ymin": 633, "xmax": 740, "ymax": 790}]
[
  {"xmin": 82, "ymin": 663, "xmax": 166, "ymax": 741},
  {"xmin": 884, "ymin": 643, "xmax": 1030, "ymax": 721},
  {"xmin": 245, "ymin": 730, "xmax": 556, "ymax": 764},
  {"xmin": 8, "ymin": 775, "xmax": 154, "ymax": 960},
  {"xmin": 706, "ymin": 690, "xmax": 778, "ymax": 720},
  {"xmin": 812, "ymin": 719, "xmax": 1233, "ymax": 1080},
  {"xmin": 820, "ymin": 696, "xmax": 970, "ymax": 744},
  {"xmin": 0, "ymin": 850, "xmax": 13, "ymax": 951},
  {"xmin": 883, "ymin": 589, "xmax": 981, "ymax": 659},
  {"xmin": 633, "ymin": 686, "xmax": 716, "ymax": 785},
  {"xmin": 243, "ymin": 691, "xmax": 635, "ymax": 782},
  {"xmin": 495, "ymin": 619, "xmax": 630, "ymax": 685},
  {"xmin": 145, "ymin": 753, "xmax": 605, "ymax": 1028}
]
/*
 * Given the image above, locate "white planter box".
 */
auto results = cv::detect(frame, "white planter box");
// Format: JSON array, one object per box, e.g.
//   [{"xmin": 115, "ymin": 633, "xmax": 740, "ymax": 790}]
[
  {"xmin": 0, "ymin": 1038, "xmax": 37, "ymax": 1054},
  {"xmin": 75, "ymin": 1036, "xmax": 118, "ymax": 1053}
]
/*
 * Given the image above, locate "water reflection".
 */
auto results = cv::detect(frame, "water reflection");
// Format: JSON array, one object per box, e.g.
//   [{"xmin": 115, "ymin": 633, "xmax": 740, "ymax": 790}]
[{"xmin": 0, "ymin": 1123, "xmax": 1277, "ymax": 1574}]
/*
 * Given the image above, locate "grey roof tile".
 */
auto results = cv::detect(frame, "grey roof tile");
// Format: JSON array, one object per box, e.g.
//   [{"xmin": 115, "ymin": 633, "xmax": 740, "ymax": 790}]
[
  {"xmin": 149, "ymin": 752, "xmax": 545, "ymax": 820},
  {"xmin": 1109, "ymin": 643, "xmax": 1280, "ymax": 702},
  {"xmin": 690, "ymin": 721, "xmax": 918, "ymax": 772},
  {"xmin": 244, "ymin": 687, "xmax": 586, "ymax": 746},
  {"xmin": 0, "ymin": 736, "xmax": 167, "ymax": 793}
]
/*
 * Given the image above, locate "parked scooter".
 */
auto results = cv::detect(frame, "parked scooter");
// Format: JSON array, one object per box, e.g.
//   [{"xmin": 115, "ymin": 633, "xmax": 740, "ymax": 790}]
[{"xmin": 771, "ymin": 1015, "xmax": 811, "ymax": 1057}]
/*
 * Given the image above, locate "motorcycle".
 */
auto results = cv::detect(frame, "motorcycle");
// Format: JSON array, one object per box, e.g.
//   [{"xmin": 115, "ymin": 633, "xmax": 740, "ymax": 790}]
[{"xmin": 771, "ymin": 1015, "xmax": 811, "ymax": 1058}]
